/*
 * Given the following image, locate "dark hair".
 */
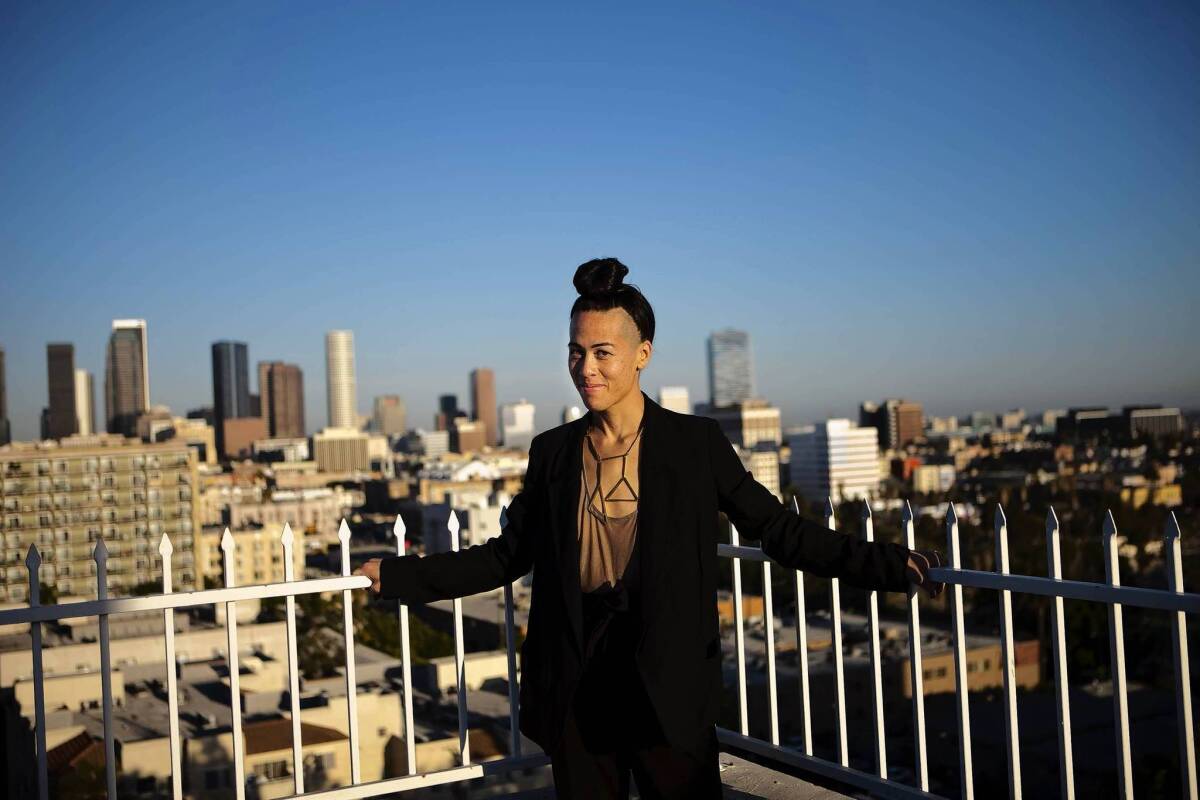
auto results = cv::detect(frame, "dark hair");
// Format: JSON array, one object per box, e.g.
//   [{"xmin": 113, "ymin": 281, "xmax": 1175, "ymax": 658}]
[{"xmin": 570, "ymin": 258, "xmax": 656, "ymax": 343}]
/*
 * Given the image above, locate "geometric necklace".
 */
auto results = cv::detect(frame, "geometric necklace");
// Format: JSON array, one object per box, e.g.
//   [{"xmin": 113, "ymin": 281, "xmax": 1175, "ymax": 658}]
[{"xmin": 582, "ymin": 418, "xmax": 643, "ymax": 525}]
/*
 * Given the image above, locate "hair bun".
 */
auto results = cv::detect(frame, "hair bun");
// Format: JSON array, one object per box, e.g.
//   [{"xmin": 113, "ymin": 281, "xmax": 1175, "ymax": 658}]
[{"xmin": 573, "ymin": 258, "xmax": 629, "ymax": 296}]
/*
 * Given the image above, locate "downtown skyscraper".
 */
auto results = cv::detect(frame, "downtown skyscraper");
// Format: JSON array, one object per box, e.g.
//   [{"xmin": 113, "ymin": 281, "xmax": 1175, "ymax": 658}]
[
  {"xmin": 707, "ymin": 328, "xmax": 755, "ymax": 408},
  {"xmin": 325, "ymin": 330, "xmax": 357, "ymax": 429},
  {"xmin": 372, "ymin": 394, "xmax": 407, "ymax": 437},
  {"xmin": 45, "ymin": 343, "xmax": 78, "ymax": 440},
  {"xmin": 75, "ymin": 368, "xmax": 95, "ymax": 435},
  {"xmin": 211, "ymin": 341, "xmax": 252, "ymax": 450},
  {"xmin": 470, "ymin": 368, "xmax": 498, "ymax": 446},
  {"xmin": 105, "ymin": 319, "xmax": 150, "ymax": 436},
  {"xmin": 259, "ymin": 361, "xmax": 306, "ymax": 438}
]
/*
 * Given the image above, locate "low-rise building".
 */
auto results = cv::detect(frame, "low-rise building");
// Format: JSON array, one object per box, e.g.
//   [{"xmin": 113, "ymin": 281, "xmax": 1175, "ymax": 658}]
[{"xmin": 313, "ymin": 428, "xmax": 370, "ymax": 473}]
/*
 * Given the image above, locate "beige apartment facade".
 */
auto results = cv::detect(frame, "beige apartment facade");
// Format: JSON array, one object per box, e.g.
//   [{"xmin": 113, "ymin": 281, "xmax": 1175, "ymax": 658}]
[
  {"xmin": 0, "ymin": 435, "xmax": 200, "ymax": 602},
  {"xmin": 196, "ymin": 522, "xmax": 305, "ymax": 588}
]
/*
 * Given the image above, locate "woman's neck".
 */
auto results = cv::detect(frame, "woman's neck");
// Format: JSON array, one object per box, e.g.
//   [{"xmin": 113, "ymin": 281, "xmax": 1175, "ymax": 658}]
[{"xmin": 589, "ymin": 389, "xmax": 645, "ymax": 442}]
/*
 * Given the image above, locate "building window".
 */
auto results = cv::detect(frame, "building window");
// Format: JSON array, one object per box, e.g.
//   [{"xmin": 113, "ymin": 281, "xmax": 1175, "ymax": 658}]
[{"xmin": 254, "ymin": 760, "xmax": 290, "ymax": 781}]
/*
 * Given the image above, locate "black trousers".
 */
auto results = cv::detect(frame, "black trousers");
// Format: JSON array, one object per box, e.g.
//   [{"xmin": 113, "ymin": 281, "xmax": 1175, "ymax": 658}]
[{"xmin": 548, "ymin": 705, "xmax": 722, "ymax": 800}]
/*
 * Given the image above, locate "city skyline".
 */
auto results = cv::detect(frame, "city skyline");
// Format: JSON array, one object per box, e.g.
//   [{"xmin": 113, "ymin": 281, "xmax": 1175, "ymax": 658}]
[
  {"xmin": 0, "ymin": 316, "xmax": 1195, "ymax": 444},
  {"xmin": 2, "ymin": 4, "xmax": 1198, "ymax": 440}
]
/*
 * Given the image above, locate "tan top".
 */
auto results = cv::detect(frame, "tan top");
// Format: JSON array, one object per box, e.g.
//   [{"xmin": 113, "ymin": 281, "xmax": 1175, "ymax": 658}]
[{"xmin": 577, "ymin": 424, "xmax": 643, "ymax": 593}]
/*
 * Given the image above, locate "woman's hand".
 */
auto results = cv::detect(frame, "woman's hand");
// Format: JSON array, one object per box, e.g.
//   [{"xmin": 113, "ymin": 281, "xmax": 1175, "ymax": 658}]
[
  {"xmin": 355, "ymin": 558, "xmax": 383, "ymax": 594},
  {"xmin": 906, "ymin": 549, "xmax": 945, "ymax": 599}
]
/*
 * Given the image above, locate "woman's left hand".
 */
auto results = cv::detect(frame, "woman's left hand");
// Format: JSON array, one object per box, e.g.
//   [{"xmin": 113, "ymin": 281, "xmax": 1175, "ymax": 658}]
[{"xmin": 906, "ymin": 550, "xmax": 945, "ymax": 599}]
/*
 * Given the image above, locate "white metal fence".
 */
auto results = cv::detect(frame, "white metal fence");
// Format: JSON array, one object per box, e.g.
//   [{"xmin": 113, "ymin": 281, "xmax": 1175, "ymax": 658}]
[
  {"xmin": 1, "ymin": 514, "xmax": 548, "ymax": 800},
  {"xmin": 717, "ymin": 497, "xmax": 1199, "ymax": 800},
  {"xmin": 1, "ymin": 499, "xmax": 1197, "ymax": 799}
]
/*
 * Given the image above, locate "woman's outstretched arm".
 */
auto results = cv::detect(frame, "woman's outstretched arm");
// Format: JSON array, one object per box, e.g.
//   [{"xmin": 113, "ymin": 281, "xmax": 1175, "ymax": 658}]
[
  {"xmin": 705, "ymin": 418, "xmax": 941, "ymax": 595},
  {"xmin": 357, "ymin": 436, "xmax": 547, "ymax": 604}
]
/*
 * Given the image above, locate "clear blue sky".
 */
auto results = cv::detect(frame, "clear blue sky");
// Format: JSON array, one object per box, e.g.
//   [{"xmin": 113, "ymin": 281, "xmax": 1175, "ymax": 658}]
[{"xmin": 2, "ymin": 2, "xmax": 1198, "ymax": 440}]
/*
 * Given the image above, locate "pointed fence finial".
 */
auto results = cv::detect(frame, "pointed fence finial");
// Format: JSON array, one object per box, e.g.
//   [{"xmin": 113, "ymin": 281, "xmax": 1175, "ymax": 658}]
[
  {"xmin": 1102, "ymin": 509, "xmax": 1121, "ymax": 586},
  {"xmin": 220, "ymin": 528, "xmax": 236, "ymax": 588},
  {"xmin": 901, "ymin": 500, "xmax": 916, "ymax": 548},
  {"xmin": 994, "ymin": 504, "xmax": 1010, "ymax": 574},
  {"xmin": 860, "ymin": 499, "xmax": 875, "ymax": 542},
  {"xmin": 1045, "ymin": 507, "xmax": 1063, "ymax": 579},
  {"xmin": 1102, "ymin": 509, "xmax": 1118, "ymax": 539},
  {"xmin": 945, "ymin": 502, "xmax": 961, "ymax": 567},
  {"xmin": 1165, "ymin": 511, "xmax": 1181, "ymax": 542},
  {"xmin": 159, "ymin": 533, "xmax": 175, "ymax": 594},
  {"xmin": 338, "ymin": 519, "xmax": 352, "ymax": 575},
  {"xmin": 447, "ymin": 510, "xmax": 460, "ymax": 535},
  {"xmin": 393, "ymin": 515, "xmax": 406, "ymax": 556},
  {"xmin": 94, "ymin": 536, "xmax": 109, "ymax": 599},
  {"xmin": 25, "ymin": 543, "xmax": 42, "ymax": 571},
  {"xmin": 279, "ymin": 523, "xmax": 296, "ymax": 582}
]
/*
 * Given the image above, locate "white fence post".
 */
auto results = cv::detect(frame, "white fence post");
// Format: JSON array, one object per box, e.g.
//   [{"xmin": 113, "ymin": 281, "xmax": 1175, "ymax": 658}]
[
  {"xmin": 1102, "ymin": 511, "xmax": 1133, "ymax": 799},
  {"xmin": 791, "ymin": 496, "xmax": 813, "ymax": 757},
  {"xmin": 281, "ymin": 523, "xmax": 305, "ymax": 793},
  {"xmin": 159, "ymin": 534, "xmax": 184, "ymax": 800},
  {"xmin": 449, "ymin": 511, "xmax": 470, "ymax": 764},
  {"xmin": 394, "ymin": 515, "xmax": 418, "ymax": 775},
  {"xmin": 902, "ymin": 501, "xmax": 928, "ymax": 792},
  {"xmin": 763, "ymin": 551, "xmax": 779, "ymax": 746},
  {"xmin": 1046, "ymin": 507, "xmax": 1075, "ymax": 800},
  {"xmin": 500, "ymin": 506, "xmax": 522, "ymax": 758},
  {"xmin": 861, "ymin": 501, "xmax": 887, "ymax": 779},
  {"xmin": 1166, "ymin": 512, "xmax": 1198, "ymax": 800},
  {"xmin": 995, "ymin": 506, "xmax": 1022, "ymax": 800},
  {"xmin": 221, "ymin": 529, "xmax": 246, "ymax": 800},
  {"xmin": 731, "ymin": 522, "xmax": 749, "ymax": 736},
  {"xmin": 339, "ymin": 519, "xmax": 363, "ymax": 784},
  {"xmin": 26, "ymin": 545, "xmax": 48, "ymax": 800},
  {"xmin": 95, "ymin": 537, "xmax": 118, "ymax": 800},
  {"xmin": 825, "ymin": 498, "xmax": 848, "ymax": 767},
  {"xmin": 946, "ymin": 503, "xmax": 974, "ymax": 800}
]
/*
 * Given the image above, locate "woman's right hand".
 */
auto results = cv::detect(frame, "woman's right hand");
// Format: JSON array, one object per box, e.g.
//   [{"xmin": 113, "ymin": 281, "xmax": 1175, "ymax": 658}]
[{"xmin": 355, "ymin": 558, "xmax": 383, "ymax": 594}]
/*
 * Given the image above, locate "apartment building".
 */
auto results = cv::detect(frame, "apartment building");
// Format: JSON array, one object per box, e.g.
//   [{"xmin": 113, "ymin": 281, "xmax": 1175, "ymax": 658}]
[{"xmin": 0, "ymin": 435, "xmax": 199, "ymax": 602}]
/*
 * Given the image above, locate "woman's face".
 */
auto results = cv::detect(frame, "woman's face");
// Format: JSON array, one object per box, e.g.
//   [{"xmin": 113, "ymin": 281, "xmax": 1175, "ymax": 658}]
[{"xmin": 568, "ymin": 308, "xmax": 652, "ymax": 413}]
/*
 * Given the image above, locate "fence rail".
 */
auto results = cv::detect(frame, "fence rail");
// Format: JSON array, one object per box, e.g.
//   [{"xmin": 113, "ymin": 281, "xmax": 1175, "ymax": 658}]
[{"xmin": 3, "ymin": 500, "xmax": 1198, "ymax": 800}]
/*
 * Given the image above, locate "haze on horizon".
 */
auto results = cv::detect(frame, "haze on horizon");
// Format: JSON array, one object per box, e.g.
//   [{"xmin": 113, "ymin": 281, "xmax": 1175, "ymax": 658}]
[{"xmin": 2, "ymin": 2, "xmax": 1198, "ymax": 440}]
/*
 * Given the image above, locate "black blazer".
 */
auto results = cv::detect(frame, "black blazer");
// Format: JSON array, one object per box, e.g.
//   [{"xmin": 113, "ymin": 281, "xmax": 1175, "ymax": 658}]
[{"xmin": 380, "ymin": 393, "xmax": 911, "ymax": 753}]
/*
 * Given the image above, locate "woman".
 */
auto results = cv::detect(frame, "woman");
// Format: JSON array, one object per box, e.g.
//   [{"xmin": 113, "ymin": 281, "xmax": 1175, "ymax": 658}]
[{"xmin": 358, "ymin": 258, "xmax": 943, "ymax": 799}]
